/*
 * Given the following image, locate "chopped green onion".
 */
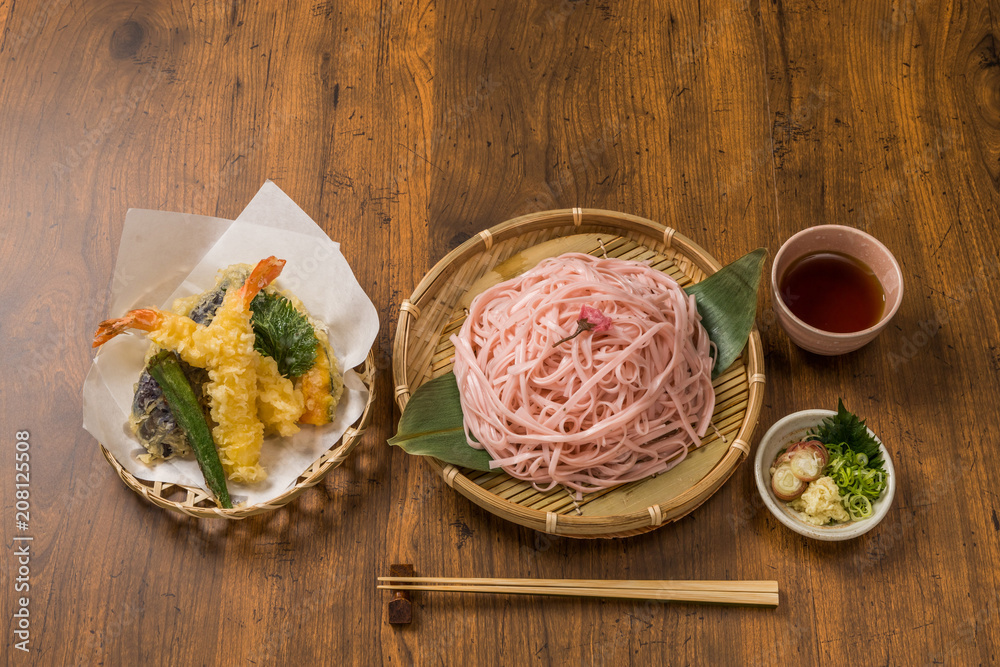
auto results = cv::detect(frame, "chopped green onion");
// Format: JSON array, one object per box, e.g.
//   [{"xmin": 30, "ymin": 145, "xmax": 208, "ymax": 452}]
[
  {"xmin": 822, "ymin": 441, "xmax": 886, "ymax": 520},
  {"xmin": 847, "ymin": 494, "xmax": 873, "ymax": 520}
]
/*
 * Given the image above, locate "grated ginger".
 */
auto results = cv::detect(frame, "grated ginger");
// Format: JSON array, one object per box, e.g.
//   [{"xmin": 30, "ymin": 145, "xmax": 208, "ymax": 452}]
[{"xmin": 789, "ymin": 476, "xmax": 851, "ymax": 526}]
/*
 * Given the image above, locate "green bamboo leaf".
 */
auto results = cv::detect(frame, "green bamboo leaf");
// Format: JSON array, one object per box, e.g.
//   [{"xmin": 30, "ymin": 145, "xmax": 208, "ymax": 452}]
[
  {"xmin": 684, "ymin": 248, "xmax": 767, "ymax": 378},
  {"xmin": 388, "ymin": 372, "xmax": 493, "ymax": 471}
]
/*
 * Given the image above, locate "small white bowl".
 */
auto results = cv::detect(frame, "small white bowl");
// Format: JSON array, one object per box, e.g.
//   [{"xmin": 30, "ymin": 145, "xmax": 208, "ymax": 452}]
[{"xmin": 753, "ymin": 409, "xmax": 895, "ymax": 541}]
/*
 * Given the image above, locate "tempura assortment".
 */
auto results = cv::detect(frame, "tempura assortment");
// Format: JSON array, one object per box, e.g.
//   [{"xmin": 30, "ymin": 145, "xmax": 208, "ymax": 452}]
[{"xmin": 93, "ymin": 257, "xmax": 343, "ymax": 496}]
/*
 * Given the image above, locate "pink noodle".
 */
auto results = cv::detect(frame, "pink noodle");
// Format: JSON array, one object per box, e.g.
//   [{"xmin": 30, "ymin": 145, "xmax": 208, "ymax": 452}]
[{"xmin": 451, "ymin": 253, "xmax": 716, "ymax": 497}]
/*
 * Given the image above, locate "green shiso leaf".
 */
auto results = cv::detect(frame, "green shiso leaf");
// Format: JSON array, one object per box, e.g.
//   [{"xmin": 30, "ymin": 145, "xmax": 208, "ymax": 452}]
[
  {"xmin": 684, "ymin": 248, "xmax": 767, "ymax": 378},
  {"xmin": 249, "ymin": 292, "xmax": 318, "ymax": 378},
  {"xmin": 811, "ymin": 398, "xmax": 883, "ymax": 467},
  {"xmin": 390, "ymin": 248, "xmax": 767, "ymax": 469},
  {"xmin": 388, "ymin": 372, "xmax": 493, "ymax": 471}
]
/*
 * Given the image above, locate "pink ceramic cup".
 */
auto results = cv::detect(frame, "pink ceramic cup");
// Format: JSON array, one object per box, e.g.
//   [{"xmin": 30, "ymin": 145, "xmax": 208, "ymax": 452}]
[{"xmin": 771, "ymin": 225, "xmax": 903, "ymax": 355}]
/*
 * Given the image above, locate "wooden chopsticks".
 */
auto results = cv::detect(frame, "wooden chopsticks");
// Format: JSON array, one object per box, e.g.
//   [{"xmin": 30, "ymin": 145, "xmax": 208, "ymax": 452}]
[{"xmin": 378, "ymin": 576, "xmax": 779, "ymax": 607}]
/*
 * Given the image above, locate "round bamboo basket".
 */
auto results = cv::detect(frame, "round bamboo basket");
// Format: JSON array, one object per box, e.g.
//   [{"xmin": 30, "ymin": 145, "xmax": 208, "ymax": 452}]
[
  {"xmin": 392, "ymin": 208, "xmax": 765, "ymax": 538},
  {"xmin": 101, "ymin": 350, "xmax": 377, "ymax": 519}
]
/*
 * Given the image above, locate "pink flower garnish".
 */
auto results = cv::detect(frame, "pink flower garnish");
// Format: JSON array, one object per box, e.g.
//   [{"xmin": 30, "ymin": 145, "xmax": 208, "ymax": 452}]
[
  {"xmin": 579, "ymin": 305, "xmax": 612, "ymax": 332},
  {"xmin": 553, "ymin": 305, "xmax": 613, "ymax": 347}
]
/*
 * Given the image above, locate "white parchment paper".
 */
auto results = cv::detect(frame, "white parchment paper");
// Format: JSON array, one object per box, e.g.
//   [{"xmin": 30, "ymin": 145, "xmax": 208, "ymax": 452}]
[{"xmin": 82, "ymin": 181, "xmax": 380, "ymax": 506}]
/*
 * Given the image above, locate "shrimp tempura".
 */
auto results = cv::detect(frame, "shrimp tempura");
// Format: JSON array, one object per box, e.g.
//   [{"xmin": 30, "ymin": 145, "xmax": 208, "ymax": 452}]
[
  {"xmin": 256, "ymin": 355, "xmax": 305, "ymax": 437},
  {"xmin": 94, "ymin": 257, "xmax": 286, "ymax": 483}
]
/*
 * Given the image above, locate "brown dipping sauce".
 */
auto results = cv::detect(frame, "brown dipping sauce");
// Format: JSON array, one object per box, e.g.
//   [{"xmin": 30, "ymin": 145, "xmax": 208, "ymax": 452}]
[{"xmin": 778, "ymin": 251, "xmax": 885, "ymax": 333}]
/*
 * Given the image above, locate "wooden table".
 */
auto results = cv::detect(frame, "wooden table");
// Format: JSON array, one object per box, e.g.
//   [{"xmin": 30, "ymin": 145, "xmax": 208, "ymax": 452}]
[{"xmin": 2, "ymin": 0, "xmax": 998, "ymax": 664}]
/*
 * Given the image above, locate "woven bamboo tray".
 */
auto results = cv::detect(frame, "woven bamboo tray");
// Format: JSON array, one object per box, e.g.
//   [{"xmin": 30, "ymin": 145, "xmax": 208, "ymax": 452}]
[
  {"xmin": 392, "ymin": 208, "xmax": 765, "ymax": 538},
  {"xmin": 101, "ymin": 350, "xmax": 377, "ymax": 519}
]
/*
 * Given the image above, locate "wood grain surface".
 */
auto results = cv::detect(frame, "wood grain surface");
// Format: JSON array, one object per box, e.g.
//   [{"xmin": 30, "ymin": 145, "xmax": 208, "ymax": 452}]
[{"xmin": 2, "ymin": 0, "xmax": 998, "ymax": 664}]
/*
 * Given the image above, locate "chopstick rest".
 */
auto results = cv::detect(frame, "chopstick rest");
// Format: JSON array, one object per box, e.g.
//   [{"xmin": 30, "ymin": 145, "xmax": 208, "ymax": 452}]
[{"xmin": 387, "ymin": 564, "xmax": 415, "ymax": 625}]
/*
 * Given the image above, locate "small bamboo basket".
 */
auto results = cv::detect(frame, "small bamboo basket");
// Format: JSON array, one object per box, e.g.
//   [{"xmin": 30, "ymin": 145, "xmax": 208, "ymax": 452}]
[
  {"xmin": 101, "ymin": 350, "xmax": 377, "ymax": 519},
  {"xmin": 392, "ymin": 209, "xmax": 765, "ymax": 538}
]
